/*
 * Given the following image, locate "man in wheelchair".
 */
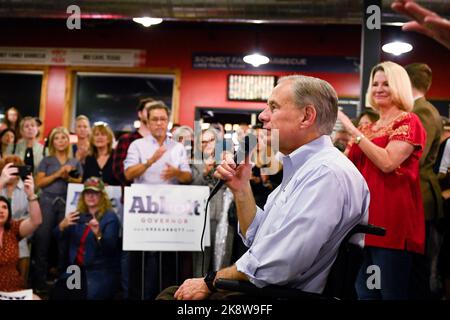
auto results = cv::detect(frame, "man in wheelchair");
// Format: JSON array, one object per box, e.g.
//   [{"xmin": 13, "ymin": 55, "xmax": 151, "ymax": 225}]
[{"xmin": 157, "ymin": 75, "xmax": 371, "ymax": 300}]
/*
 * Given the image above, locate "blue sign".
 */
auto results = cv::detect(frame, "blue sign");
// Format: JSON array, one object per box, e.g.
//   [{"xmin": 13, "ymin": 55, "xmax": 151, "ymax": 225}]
[{"xmin": 193, "ymin": 53, "xmax": 360, "ymax": 73}]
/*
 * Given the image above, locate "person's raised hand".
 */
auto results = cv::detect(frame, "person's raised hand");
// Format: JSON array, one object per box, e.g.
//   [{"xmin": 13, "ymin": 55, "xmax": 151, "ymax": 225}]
[
  {"xmin": 147, "ymin": 146, "xmax": 167, "ymax": 167},
  {"xmin": 337, "ymin": 110, "xmax": 357, "ymax": 136},
  {"xmin": 59, "ymin": 211, "xmax": 80, "ymax": 231},
  {"xmin": 87, "ymin": 217, "xmax": 100, "ymax": 237},
  {"xmin": 392, "ymin": 0, "xmax": 450, "ymax": 50},
  {"xmin": 23, "ymin": 174, "xmax": 36, "ymax": 197},
  {"xmin": 0, "ymin": 162, "xmax": 18, "ymax": 186}
]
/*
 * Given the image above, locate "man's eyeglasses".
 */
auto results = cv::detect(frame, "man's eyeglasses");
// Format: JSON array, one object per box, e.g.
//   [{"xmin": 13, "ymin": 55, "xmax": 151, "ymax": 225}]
[{"xmin": 149, "ymin": 117, "xmax": 169, "ymax": 123}]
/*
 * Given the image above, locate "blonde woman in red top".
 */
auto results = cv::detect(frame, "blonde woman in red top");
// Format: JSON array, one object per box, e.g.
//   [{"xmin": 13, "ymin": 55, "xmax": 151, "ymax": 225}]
[{"xmin": 338, "ymin": 61, "xmax": 426, "ymax": 299}]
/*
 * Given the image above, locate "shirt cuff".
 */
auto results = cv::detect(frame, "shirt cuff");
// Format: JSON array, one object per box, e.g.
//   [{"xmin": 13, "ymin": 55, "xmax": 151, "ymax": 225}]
[
  {"xmin": 235, "ymin": 250, "xmax": 266, "ymax": 288},
  {"xmin": 237, "ymin": 206, "xmax": 264, "ymax": 247}
]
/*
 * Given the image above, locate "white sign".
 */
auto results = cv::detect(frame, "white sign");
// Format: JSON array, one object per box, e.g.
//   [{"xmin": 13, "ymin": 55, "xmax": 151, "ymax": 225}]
[
  {"xmin": 65, "ymin": 183, "xmax": 123, "ymax": 224},
  {"xmin": 123, "ymin": 184, "xmax": 210, "ymax": 251},
  {"xmin": 0, "ymin": 289, "xmax": 33, "ymax": 300},
  {"xmin": 0, "ymin": 47, "xmax": 146, "ymax": 67}
]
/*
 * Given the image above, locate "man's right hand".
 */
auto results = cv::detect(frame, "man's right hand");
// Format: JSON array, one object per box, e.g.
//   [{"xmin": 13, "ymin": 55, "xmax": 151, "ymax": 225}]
[
  {"xmin": 213, "ymin": 152, "xmax": 252, "ymax": 193},
  {"xmin": 215, "ymin": 153, "xmax": 257, "ymax": 238},
  {"xmin": 147, "ymin": 146, "xmax": 167, "ymax": 167}
]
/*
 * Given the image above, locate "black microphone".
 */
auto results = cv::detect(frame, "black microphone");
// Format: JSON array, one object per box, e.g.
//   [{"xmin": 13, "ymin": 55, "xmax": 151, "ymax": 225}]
[{"xmin": 207, "ymin": 133, "xmax": 257, "ymax": 201}]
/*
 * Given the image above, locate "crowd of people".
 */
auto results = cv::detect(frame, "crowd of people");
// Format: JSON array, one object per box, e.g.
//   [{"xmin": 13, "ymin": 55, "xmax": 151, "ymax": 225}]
[{"xmin": 1, "ymin": 0, "xmax": 450, "ymax": 301}]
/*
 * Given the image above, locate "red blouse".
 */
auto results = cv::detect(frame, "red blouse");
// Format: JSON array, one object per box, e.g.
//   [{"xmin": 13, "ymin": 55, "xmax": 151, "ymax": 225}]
[
  {"xmin": 0, "ymin": 220, "xmax": 25, "ymax": 292},
  {"xmin": 348, "ymin": 112, "xmax": 426, "ymax": 254}
]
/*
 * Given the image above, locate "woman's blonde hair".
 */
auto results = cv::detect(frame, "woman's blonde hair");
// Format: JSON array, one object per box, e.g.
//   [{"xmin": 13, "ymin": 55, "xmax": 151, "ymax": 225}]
[
  {"xmin": 89, "ymin": 124, "xmax": 114, "ymax": 158},
  {"xmin": 76, "ymin": 190, "xmax": 112, "ymax": 221},
  {"xmin": 48, "ymin": 126, "xmax": 71, "ymax": 157},
  {"xmin": 365, "ymin": 61, "xmax": 414, "ymax": 112},
  {"xmin": 75, "ymin": 115, "xmax": 91, "ymax": 127}
]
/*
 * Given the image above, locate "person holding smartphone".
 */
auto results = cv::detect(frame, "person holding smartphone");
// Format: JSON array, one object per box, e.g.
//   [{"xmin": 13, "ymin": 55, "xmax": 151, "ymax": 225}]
[
  {"xmin": 55, "ymin": 177, "xmax": 121, "ymax": 300},
  {"xmin": 0, "ymin": 155, "xmax": 42, "ymax": 286}
]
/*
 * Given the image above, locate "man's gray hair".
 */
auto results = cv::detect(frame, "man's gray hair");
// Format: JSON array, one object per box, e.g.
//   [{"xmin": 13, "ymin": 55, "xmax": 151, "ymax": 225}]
[
  {"xmin": 278, "ymin": 75, "xmax": 338, "ymax": 135},
  {"xmin": 145, "ymin": 100, "xmax": 171, "ymax": 118}
]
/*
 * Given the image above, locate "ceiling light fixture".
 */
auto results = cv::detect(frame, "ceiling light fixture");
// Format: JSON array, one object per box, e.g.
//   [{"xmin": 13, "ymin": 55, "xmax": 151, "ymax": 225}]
[
  {"xmin": 382, "ymin": 41, "xmax": 413, "ymax": 56},
  {"xmin": 243, "ymin": 53, "xmax": 270, "ymax": 67},
  {"xmin": 133, "ymin": 17, "xmax": 163, "ymax": 27}
]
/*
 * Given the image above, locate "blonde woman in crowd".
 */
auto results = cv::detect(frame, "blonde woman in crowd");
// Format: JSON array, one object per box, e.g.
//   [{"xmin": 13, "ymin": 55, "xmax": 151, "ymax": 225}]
[
  {"xmin": 7, "ymin": 116, "xmax": 43, "ymax": 175},
  {"xmin": 31, "ymin": 127, "xmax": 83, "ymax": 293},
  {"xmin": 83, "ymin": 123, "xmax": 119, "ymax": 185},
  {"xmin": 72, "ymin": 115, "xmax": 91, "ymax": 165},
  {"xmin": 338, "ymin": 61, "xmax": 426, "ymax": 300}
]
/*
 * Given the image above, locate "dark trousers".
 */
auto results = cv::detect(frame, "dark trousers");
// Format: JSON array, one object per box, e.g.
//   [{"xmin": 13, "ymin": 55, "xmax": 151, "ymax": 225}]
[
  {"xmin": 409, "ymin": 221, "xmax": 443, "ymax": 299},
  {"xmin": 355, "ymin": 247, "xmax": 412, "ymax": 300},
  {"xmin": 31, "ymin": 193, "xmax": 67, "ymax": 290}
]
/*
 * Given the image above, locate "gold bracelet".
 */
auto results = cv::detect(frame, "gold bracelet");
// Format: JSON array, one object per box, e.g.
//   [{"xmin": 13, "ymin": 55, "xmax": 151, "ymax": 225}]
[{"xmin": 355, "ymin": 134, "xmax": 365, "ymax": 145}]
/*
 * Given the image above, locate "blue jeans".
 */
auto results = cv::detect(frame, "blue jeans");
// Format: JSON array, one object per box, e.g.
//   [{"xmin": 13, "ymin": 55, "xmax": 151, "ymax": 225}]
[{"xmin": 355, "ymin": 247, "xmax": 412, "ymax": 300}]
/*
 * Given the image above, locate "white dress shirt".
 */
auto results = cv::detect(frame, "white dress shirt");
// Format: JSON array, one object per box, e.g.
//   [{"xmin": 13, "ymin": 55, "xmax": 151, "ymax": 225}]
[
  {"xmin": 124, "ymin": 134, "xmax": 191, "ymax": 185},
  {"xmin": 235, "ymin": 135, "xmax": 370, "ymax": 294}
]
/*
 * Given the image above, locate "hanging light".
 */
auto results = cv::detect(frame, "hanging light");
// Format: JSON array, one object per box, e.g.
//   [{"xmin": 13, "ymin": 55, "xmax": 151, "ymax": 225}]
[
  {"xmin": 382, "ymin": 41, "xmax": 413, "ymax": 56},
  {"xmin": 133, "ymin": 17, "xmax": 163, "ymax": 27},
  {"xmin": 243, "ymin": 53, "xmax": 270, "ymax": 67}
]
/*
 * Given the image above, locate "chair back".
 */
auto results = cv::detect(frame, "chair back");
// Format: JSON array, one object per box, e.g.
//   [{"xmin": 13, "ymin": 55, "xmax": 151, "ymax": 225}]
[{"xmin": 322, "ymin": 224, "xmax": 386, "ymax": 299}]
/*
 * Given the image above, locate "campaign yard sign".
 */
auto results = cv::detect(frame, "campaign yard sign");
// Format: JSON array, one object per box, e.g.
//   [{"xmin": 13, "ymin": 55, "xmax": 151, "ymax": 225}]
[
  {"xmin": 123, "ymin": 184, "xmax": 210, "ymax": 251},
  {"xmin": 0, "ymin": 289, "xmax": 33, "ymax": 300},
  {"xmin": 65, "ymin": 183, "xmax": 123, "ymax": 224}
]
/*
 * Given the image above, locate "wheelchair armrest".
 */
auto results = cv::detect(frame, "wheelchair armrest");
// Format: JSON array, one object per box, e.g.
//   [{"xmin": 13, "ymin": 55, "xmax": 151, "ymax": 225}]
[
  {"xmin": 349, "ymin": 224, "xmax": 386, "ymax": 237},
  {"xmin": 214, "ymin": 278, "xmax": 327, "ymax": 300}
]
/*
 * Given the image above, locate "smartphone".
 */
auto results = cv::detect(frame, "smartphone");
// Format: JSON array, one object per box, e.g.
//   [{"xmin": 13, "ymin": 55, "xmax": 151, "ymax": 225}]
[
  {"xmin": 12, "ymin": 165, "xmax": 33, "ymax": 180},
  {"xmin": 68, "ymin": 169, "xmax": 80, "ymax": 178},
  {"xmin": 78, "ymin": 213, "xmax": 93, "ymax": 224}
]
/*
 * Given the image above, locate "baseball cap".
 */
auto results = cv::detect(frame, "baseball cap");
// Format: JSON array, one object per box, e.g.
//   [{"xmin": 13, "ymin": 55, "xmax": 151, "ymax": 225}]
[{"xmin": 83, "ymin": 176, "xmax": 105, "ymax": 192}]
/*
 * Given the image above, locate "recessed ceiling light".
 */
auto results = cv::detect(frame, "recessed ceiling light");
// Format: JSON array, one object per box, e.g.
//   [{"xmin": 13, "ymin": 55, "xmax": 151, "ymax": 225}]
[
  {"xmin": 243, "ymin": 53, "xmax": 270, "ymax": 67},
  {"xmin": 133, "ymin": 17, "xmax": 163, "ymax": 27},
  {"xmin": 382, "ymin": 41, "xmax": 413, "ymax": 56}
]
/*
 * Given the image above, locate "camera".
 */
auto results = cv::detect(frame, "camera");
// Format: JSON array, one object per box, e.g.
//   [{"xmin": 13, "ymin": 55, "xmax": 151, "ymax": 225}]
[
  {"xmin": 68, "ymin": 169, "xmax": 80, "ymax": 178},
  {"xmin": 12, "ymin": 165, "xmax": 33, "ymax": 180},
  {"xmin": 78, "ymin": 213, "xmax": 93, "ymax": 224}
]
